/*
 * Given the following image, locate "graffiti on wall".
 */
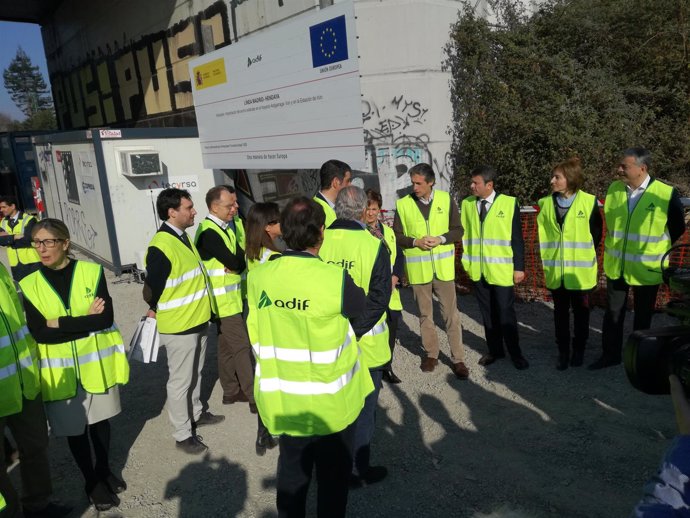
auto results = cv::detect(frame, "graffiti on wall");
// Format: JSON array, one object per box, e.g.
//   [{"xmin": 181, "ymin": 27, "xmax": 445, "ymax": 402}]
[
  {"xmin": 49, "ymin": 1, "xmax": 285, "ymax": 130},
  {"xmin": 362, "ymin": 94, "xmax": 452, "ymax": 204},
  {"xmin": 62, "ymin": 202, "xmax": 99, "ymax": 250}
]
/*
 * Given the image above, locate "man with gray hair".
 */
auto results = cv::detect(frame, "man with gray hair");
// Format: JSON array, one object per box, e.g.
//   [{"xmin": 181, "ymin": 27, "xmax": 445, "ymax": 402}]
[
  {"xmin": 319, "ymin": 185, "xmax": 392, "ymax": 489},
  {"xmin": 590, "ymin": 147, "xmax": 685, "ymax": 370}
]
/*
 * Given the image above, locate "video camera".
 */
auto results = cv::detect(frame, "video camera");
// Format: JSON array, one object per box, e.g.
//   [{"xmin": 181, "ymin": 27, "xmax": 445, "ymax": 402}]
[{"xmin": 624, "ymin": 244, "xmax": 690, "ymax": 394}]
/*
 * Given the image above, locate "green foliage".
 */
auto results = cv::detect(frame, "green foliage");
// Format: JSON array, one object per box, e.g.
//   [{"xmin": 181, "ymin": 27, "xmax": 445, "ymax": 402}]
[
  {"xmin": 446, "ymin": 0, "xmax": 690, "ymax": 202},
  {"xmin": 2, "ymin": 47, "xmax": 53, "ymax": 119}
]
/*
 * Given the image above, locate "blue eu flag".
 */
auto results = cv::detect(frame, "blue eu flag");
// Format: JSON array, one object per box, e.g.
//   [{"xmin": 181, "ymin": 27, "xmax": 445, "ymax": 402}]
[{"xmin": 309, "ymin": 15, "xmax": 349, "ymax": 68}]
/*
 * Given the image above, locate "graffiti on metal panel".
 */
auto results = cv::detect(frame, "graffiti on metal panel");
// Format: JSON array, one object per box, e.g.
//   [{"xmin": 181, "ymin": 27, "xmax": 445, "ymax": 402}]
[
  {"xmin": 49, "ymin": 0, "xmax": 288, "ymax": 129},
  {"xmin": 63, "ymin": 202, "xmax": 99, "ymax": 250}
]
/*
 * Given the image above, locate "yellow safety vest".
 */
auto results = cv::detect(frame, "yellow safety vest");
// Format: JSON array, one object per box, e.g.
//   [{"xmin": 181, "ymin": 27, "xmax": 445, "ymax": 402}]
[
  {"xmin": 19, "ymin": 261, "xmax": 129, "ymax": 402},
  {"xmin": 195, "ymin": 218, "xmax": 242, "ymax": 318},
  {"xmin": 537, "ymin": 192, "xmax": 598, "ymax": 290},
  {"xmin": 247, "ymin": 247, "xmax": 280, "ymax": 271},
  {"xmin": 320, "ymin": 226, "xmax": 391, "ymax": 369},
  {"xmin": 604, "ymin": 179, "xmax": 674, "ymax": 285},
  {"xmin": 247, "ymin": 254, "xmax": 374, "ymax": 437},
  {"xmin": 0, "ymin": 213, "xmax": 41, "ymax": 267},
  {"xmin": 146, "ymin": 231, "xmax": 211, "ymax": 334},
  {"xmin": 313, "ymin": 195, "xmax": 337, "ymax": 228},
  {"xmin": 0, "ymin": 263, "xmax": 40, "ymax": 417},
  {"xmin": 381, "ymin": 224, "xmax": 402, "ymax": 311},
  {"xmin": 396, "ymin": 190, "xmax": 456, "ymax": 284},
  {"xmin": 461, "ymin": 194, "xmax": 516, "ymax": 287}
]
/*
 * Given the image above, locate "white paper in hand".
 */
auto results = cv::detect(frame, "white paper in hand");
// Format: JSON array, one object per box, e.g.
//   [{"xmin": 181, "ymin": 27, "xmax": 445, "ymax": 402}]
[{"xmin": 128, "ymin": 317, "xmax": 160, "ymax": 363}]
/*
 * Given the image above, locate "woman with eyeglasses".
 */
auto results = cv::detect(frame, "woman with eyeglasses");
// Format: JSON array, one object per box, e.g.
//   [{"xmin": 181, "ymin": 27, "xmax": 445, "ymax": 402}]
[
  {"xmin": 364, "ymin": 189, "xmax": 404, "ymax": 384},
  {"xmin": 19, "ymin": 219, "xmax": 129, "ymax": 511},
  {"xmin": 536, "ymin": 158, "xmax": 602, "ymax": 370},
  {"xmin": 245, "ymin": 202, "xmax": 284, "ymax": 271}
]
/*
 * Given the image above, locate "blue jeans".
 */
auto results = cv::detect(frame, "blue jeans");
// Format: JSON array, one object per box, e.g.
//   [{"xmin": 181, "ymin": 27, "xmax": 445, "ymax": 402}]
[{"xmin": 352, "ymin": 369, "xmax": 383, "ymax": 476}]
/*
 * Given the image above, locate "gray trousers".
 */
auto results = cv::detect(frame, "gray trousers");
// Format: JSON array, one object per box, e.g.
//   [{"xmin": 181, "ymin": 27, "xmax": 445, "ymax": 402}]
[{"xmin": 161, "ymin": 327, "xmax": 208, "ymax": 442}]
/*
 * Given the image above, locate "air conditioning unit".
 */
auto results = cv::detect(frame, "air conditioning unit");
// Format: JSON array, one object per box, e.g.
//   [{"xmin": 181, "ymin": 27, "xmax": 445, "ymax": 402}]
[{"xmin": 119, "ymin": 148, "xmax": 162, "ymax": 177}]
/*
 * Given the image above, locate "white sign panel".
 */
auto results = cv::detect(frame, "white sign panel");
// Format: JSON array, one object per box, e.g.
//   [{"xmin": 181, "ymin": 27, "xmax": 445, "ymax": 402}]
[{"xmin": 189, "ymin": 1, "xmax": 364, "ymax": 170}]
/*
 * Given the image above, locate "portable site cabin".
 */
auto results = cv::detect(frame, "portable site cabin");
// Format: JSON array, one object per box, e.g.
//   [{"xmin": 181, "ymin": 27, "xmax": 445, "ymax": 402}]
[
  {"xmin": 0, "ymin": 131, "xmax": 50, "ymax": 212},
  {"xmin": 32, "ymin": 127, "xmax": 229, "ymax": 274}
]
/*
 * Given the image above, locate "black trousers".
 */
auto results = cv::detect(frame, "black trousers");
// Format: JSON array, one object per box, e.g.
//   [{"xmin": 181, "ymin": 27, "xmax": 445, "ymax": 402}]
[
  {"xmin": 384, "ymin": 309, "xmax": 400, "ymax": 370},
  {"xmin": 276, "ymin": 422, "xmax": 355, "ymax": 518},
  {"xmin": 601, "ymin": 277, "xmax": 659, "ymax": 361},
  {"xmin": 550, "ymin": 287, "xmax": 591, "ymax": 357},
  {"xmin": 473, "ymin": 277, "xmax": 523, "ymax": 359}
]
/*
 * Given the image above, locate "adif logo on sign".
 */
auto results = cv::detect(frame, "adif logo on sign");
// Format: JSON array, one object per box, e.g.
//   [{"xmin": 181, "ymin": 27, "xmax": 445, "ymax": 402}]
[{"xmin": 247, "ymin": 54, "xmax": 262, "ymax": 67}]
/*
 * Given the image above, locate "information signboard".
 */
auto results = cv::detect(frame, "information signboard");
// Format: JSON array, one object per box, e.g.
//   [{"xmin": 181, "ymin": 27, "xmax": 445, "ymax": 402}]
[{"xmin": 190, "ymin": 1, "xmax": 364, "ymax": 169}]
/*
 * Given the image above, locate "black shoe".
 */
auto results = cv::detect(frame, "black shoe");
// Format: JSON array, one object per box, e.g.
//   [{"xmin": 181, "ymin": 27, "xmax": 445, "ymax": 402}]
[
  {"xmin": 512, "ymin": 356, "xmax": 529, "ymax": 370},
  {"xmin": 104, "ymin": 473, "xmax": 127, "ymax": 494},
  {"xmin": 23, "ymin": 502, "xmax": 73, "ymax": 518},
  {"xmin": 382, "ymin": 370, "xmax": 401, "ymax": 384},
  {"xmin": 87, "ymin": 481, "xmax": 120, "ymax": 511},
  {"xmin": 587, "ymin": 357, "xmax": 621, "ymax": 370},
  {"xmin": 350, "ymin": 466, "xmax": 388, "ymax": 489},
  {"xmin": 176, "ymin": 435, "xmax": 208, "ymax": 455},
  {"xmin": 570, "ymin": 350, "xmax": 584, "ymax": 367},
  {"xmin": 255, "ymin": 430, "xmax": 278, "ymax": 456},
  {"xmin": 194, "ymin": 411, "xmax": 225, "ymax": 428}
]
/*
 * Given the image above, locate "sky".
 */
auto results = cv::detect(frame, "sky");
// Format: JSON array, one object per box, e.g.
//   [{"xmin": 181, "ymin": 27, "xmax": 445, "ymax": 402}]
[{"xmin": 0, "ymin": 21, "xmax": 51, "ymax": 121}]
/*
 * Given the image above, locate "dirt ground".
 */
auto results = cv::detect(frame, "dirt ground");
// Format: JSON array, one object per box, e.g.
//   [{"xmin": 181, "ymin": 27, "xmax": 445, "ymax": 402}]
[{"xmin": 3, "ymin": 249, "xmax": 680, "ymax": 518}]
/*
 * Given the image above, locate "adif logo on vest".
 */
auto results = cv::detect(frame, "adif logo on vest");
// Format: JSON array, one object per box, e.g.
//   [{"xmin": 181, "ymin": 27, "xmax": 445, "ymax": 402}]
[
  {"xmin": 496, "ymin": 210, "xmax": 505, "ymax": 218},
  {"xmin": 258, "ymin": 290, "xmax": 310, "ymax": 310},
  {"xmin": 577, "ymin": 210, "xmax": 585, "ymax": 218},
  {"xmin": 328, "ymin": 259, "xmax": 355, "ymax": 270},
  {"xmin": 646, "ymin": 202, "xmax": 656, "ymax": 212},
  {"xmin": 258, "ymin": 290, "xmax": 272, "ymax": 308},
  {"xmin": 85, "ymin": 287, "xmax": 93, "ymax": 299}
]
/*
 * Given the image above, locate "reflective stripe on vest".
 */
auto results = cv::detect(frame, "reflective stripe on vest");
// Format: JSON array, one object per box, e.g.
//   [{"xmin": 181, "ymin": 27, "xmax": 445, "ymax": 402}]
[
  {"xmin": 313, "ymin": 195, "xmax": 337, "ymax": 228},
  {"xmin": 461, "ymin": 194, "xmax": 516, "ymax": 286},
  {"xmin": 247, "ymin": 255, "xmax": 373, "ymax": 437},
  {"xmin": 0, "ymin": 213, "xmax": 41, "ymax": 267},
  {"xmin": 0, "ymin": 263, "xmax": 40, "ymax": 417},
  {"xmin": 396, "ymin": 190, "xmax": 455, "ymax": 284},
  {"xmin": 381, "ymin": 225, "xmax": 402, "ymax": 311},
  {"xmin": 603, "ymin": 179, "xmax": 673, "ymax": 286},
  {"xmin": 537, "ymin": 192, "xmax": 598, "ymax": 290},
  {"xmin": 147, "ymin": 231, "xmax": 211, "ymax": 333},
  {"xmin": 194, "ymin": 219, "xmax": 243, "ymax": 318},
  {"xmin": 320, "ymin": 227, "xmax": 391, "ymax": 369},
  {"xmin": 18, "ymin": 261, "xmax": 129, "ymax": 402}
]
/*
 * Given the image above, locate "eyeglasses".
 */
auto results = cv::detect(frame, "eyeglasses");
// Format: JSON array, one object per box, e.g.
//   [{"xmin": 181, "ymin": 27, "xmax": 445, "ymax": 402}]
[{"xmin": 31, "ymin": 238, "xmax": 65, "ymax": 249}]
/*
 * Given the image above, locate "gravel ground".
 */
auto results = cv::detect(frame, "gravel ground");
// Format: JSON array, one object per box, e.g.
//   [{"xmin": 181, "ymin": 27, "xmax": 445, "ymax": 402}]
[{"xmin": 4, "ymin": 250, "xmax": 679, "ymax": 518}]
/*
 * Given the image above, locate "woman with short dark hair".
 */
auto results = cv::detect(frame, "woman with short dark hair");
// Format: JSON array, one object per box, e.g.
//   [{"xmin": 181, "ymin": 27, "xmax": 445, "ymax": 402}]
[
  {"xmin": 364, "ymin": 189, "xmax": 404, "ymax": 384},
  {"xmin": 536, "ymin": 158, "xmax": 602, "ymax": 370}
]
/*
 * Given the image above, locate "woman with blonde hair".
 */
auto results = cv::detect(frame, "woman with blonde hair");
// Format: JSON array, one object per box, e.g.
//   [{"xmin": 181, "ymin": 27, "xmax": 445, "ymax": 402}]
[
  {"xmin": 536, "ymin": 158, "xmax": 602, "ymax": 370},
  {"xmin": 20, "ymin": 218, "xmax": 129, "ymax": 511}
]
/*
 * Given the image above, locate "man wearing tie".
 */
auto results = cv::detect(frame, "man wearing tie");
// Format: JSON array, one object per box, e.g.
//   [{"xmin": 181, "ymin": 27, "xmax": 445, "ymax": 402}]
[
  {"xmin": 145, "ymin": 188, "xmax": 224, "ymax": 454},
  {"xmin": 0, "ymin": 196, "xmax": 41, "ymax": 282},
  {"xmin": 461, "ymin": 165, "xmax": 529, "ymax": 370}
]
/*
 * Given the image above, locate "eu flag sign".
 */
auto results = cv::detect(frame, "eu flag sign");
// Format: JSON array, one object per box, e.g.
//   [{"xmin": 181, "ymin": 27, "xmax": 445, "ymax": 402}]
[{"xmin": 309, "ymin": 15, "xmax": 349, "ymax": 68}]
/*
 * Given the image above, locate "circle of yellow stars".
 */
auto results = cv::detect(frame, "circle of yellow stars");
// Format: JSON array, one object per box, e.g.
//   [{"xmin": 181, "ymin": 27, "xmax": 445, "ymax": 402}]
[{"xmin": 319, "ymin": 27, "xmax": 338, "ymax": 58}]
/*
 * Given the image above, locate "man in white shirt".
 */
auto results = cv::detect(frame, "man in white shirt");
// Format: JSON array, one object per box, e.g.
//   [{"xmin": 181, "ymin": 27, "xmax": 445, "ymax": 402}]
[{"xmin": 590, "ymin": 147, "xmax": 686, "ymax": 369}]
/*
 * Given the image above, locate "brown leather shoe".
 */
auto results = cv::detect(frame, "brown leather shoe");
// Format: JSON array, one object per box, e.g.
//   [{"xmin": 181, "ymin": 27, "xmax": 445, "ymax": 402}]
[
  {"xmin": 451, "ymin": 362, "xmax": 469, "ymax": 380},
  {"xmin": 420, "ymin": 357, "xmax": 438, "ymax": 372},
  {"xmin": 223, "ymin": 393, "xmax": 249, "ymax": 405}
]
